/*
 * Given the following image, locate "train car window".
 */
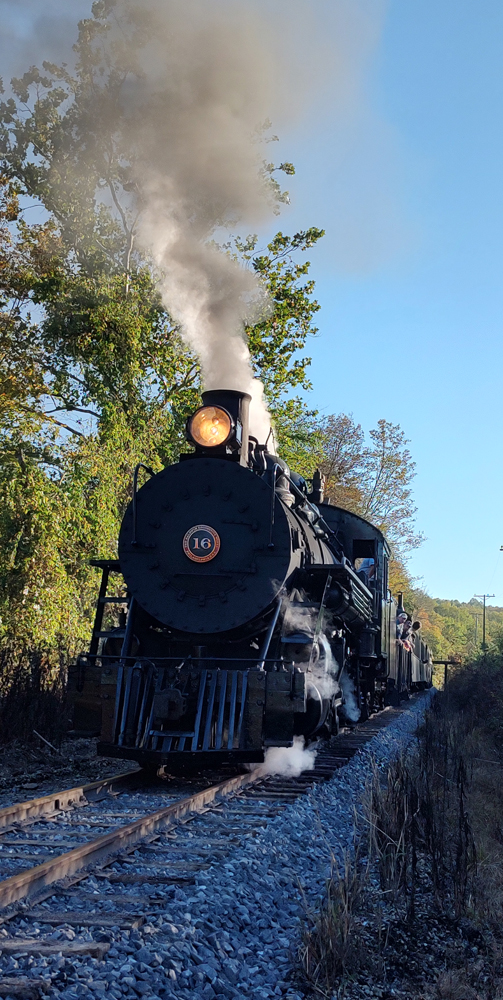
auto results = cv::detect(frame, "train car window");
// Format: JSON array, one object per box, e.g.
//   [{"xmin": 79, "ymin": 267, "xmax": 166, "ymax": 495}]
[
  {"xmin": 354, "ymin": 556, "xmax": 375, "ymax": 585},
  {"xmin": 353, "ymin": 539, "xmax": 375, "ymax": 560},
  {"xmin": 353, "ymin": 540, "xmax": 376, "ymax": 585}
]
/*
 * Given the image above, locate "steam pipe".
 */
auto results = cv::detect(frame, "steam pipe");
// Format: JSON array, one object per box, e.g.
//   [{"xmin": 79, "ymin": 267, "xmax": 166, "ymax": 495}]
[
  {"xmin": 258, "ymin": 596, "xmax": 283, "ymax": 670},
  {"xmin": 268, "ymin": 463, "xmax": 281, "ymax": 548}
]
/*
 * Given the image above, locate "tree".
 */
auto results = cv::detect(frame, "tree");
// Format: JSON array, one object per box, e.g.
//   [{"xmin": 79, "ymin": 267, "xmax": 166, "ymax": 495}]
[
  {"xmin": 0, "ymin": 3, "xmax": 306, "ymax": 448},
  {"xmin": 0, "ymin": 166, "xmax": 201, "ymax": 451},
  {"xmin": 240, "ymin": 228, "xmax": 325, "ymax": 465},
  {"xmin": 317, "ymin": 413, "xmax": 422, "ymax": 555},
  {"xmin": 244, "ymin": 229, "xmax": 324, "ymax": 407},
  {"xmin": 359, "ymin": 419, "xmax": 422, "ymax": 552},
  {"xmin": 316, "ymin": 414, "xmax": 365, "ymax": 512},
  {"xmin": 0, "ymin": 4, "xmax": 325, "ymax": 664},
  {"xmin": 0, "ymin": 176, "xmax": 62, "ymax": 432}
]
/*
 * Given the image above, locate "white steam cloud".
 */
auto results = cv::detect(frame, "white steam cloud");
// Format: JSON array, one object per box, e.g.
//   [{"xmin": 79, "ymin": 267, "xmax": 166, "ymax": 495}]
[
  {"xmin": 340, "ymin": 669, "xmax": 360, "ymax": 722},
  {"xmin": 281, "ymin": 603, "xmax": 341, "ymax": 701},
  {"xmin": 259, "ymin": 736, "xmax": 317, "ymax": 778},
  {"xmin": 316, "ymin": 634, "xmax": 340, "ymax": 700}
]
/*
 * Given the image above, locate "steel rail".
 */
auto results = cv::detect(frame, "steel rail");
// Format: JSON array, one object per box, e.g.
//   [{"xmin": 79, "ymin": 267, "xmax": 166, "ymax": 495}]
[
  {"xmin": 0, "ymin": 770, "xmax": 260, "ymax": 908},
  {"xmin": 0, "ymin": 769, "xmax": 142, "ymax": 832},
  {"xmin": 0, "ymin": 695, "xmax": 428, "ymax": 913}
]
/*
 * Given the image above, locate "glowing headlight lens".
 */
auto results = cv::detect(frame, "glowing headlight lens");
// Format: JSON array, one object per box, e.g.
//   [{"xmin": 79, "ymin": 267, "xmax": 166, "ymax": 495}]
[{"xmin": 189, "ymin": 406, "xmax": 232, "ymax": 447}]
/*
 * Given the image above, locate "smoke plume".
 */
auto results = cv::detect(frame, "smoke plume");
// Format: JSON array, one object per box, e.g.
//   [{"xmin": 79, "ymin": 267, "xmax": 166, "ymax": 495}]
[{"xmin": 110, "ymin": 0, "xmax": 287, "ymax": 441}]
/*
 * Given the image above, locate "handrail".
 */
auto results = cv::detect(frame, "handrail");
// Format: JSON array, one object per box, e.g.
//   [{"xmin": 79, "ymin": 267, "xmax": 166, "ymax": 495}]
[
  {"xmin": 131, "ymin": 463, "xmax": 154, "ymax": 546},
  {"xmin": 267, "ymin": 463, "xmax": 344, "ymax": 559},
  {"xmin": 268, "ymin": 462, "xmax": 282, "ymax": 548}
]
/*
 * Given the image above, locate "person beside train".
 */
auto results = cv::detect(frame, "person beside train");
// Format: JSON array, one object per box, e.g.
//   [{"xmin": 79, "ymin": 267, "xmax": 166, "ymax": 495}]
[
  {"xmin": 396, "ymin": 612, "xmax": 408, "ymax": 639},
  {"xmin": 399, "ymin": 618, "xmax": 422, "ymax": 651},
  {"xmin": 396, "ymin": 611, "xmax": 421, "ymax": 644},
  {"xmin": 355, "ymin": 557, "xmax": 375, "ymax": 587}
]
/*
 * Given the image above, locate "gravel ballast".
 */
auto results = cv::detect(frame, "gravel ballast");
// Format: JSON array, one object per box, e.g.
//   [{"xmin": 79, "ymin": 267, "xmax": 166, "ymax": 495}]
[{"xmin": 0, "ymin": 692, "xmax": 435, "ymax": 1000}]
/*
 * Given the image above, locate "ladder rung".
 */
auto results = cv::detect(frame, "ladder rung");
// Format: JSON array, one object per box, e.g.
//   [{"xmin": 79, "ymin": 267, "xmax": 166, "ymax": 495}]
[{"xmin": 94, "ymin": 631, "xmax": 126, "ymax": 639}]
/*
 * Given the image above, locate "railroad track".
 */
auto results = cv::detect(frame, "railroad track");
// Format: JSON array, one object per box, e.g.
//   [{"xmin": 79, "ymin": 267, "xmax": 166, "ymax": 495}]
[{"xmin": 0, "ymin": 703, "xmax": 415, "ymax": 997}]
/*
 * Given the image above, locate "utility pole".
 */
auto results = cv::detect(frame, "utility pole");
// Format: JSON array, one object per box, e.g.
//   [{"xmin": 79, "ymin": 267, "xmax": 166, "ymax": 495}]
[
  {"xmin": 470, "ymin": 612, "xmax": 482, "ymax": 647},
  {"xmin": 474, "ymin": 594, "xmax": 495, "ymax": 653}
]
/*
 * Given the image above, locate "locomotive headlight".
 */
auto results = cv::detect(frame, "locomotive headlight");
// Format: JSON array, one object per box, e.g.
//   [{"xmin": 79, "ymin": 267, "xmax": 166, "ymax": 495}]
[{"xmin": 188, "ymin": 405, "xmax": 233, "ymax": 447}]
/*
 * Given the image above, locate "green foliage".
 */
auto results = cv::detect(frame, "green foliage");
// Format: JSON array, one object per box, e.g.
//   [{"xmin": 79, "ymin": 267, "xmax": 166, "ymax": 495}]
[
  {"xmin": 243, "ymin": 228, "xmax": 324, "ymax": 403},
  {"xmin": 42, "ymin": 267, "xmax": 201, "ymax": 450},
  {"xmin": 272, "ymin": 406, "xmax": 324, "ymax": 478},
  {"xmin": 0, "ymin": 177, "xmax": 62, "ymax": 430},
  {"xmin": 239, "ymin": 228, "xmax": 325, "ymax": 469},
  {"xmin": 416, "ymin": 596, "xmax": 503, "ymax": 662},
  {"xmin": 0, "ymin": 415, "xmax": 174, "ymax": 654},
  {"xmin": 0, "ymin": 0, "xmax": 325, "ymax": 665}
]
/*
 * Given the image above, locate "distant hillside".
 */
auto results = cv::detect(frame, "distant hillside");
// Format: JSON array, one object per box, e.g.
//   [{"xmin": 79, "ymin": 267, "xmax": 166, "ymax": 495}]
[{"xmin": 402, "ymin": 592, "xmax": 503, "ymax": 661}]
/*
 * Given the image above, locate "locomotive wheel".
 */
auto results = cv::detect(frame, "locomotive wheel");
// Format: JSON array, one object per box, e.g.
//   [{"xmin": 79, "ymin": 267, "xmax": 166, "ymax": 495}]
[
  {"xmin": 328, "ymin": 703, "xmax": 339, "ymax": 737},
  {"xmin": 315, "ymin": 700, "xmax": 339, "ymax": 741}
]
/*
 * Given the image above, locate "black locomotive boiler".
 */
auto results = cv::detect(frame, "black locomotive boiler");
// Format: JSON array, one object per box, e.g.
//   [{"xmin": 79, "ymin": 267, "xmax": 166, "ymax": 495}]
[{"xmin": 71, "ymin": 389, "xmax": 432, "ymax": 768}]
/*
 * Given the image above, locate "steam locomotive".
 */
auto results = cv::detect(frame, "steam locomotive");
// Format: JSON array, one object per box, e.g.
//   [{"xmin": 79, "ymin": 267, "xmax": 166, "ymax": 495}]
[{"xmin": 71, "ymin": 389, "xmax": 432, "ymax": 768}]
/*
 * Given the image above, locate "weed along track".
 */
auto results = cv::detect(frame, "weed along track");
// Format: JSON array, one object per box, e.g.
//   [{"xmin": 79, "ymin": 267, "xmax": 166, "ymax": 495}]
[{"xmin": 0, "ymin": 701, "xmax": 426, "ymax": 999}]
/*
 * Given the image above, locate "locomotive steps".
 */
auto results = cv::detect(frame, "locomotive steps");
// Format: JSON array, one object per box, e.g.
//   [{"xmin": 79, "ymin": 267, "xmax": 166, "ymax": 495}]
[{"xmin": 0, "ymin": 697, "xmax": 431, "ymax": 1000}]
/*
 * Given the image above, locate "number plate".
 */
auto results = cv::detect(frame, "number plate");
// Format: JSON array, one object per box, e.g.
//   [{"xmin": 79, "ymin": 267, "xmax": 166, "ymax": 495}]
[{"xmin": 183, "ymin": 524, "xmax": 221, "ymax": 563}]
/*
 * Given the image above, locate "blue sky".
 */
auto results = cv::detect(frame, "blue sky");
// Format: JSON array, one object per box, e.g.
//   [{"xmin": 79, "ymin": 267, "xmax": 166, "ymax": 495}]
[{"xmin": 273, "ymin": 0, "xmax": 503, "ymax": 604}]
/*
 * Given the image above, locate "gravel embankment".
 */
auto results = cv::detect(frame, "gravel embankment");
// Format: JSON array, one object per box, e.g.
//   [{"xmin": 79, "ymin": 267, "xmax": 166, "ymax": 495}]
[{"xmin": 0, "ymin": 692, "xmax": 435, "ymax": 1000}]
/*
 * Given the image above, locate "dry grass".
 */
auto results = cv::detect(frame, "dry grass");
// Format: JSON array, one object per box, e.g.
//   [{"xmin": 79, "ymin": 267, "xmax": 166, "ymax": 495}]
[
  {"xmin": 0, "ymin": 648, "xmax": 68, "ymax": 744},
  {"xmin": 435, "ymin": 971, "xmax": 477, "ymax": 1000},
  {"xmin": 299, "ymin": 659, "xmax": 503, "ymax": 998},
  {"xmin": 444, "ymin": 658, "xmax": 503, "ymax": 926},
  {"xmin": 300, "ymin": 847, "xmax": 371, "ymax": 988}
]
